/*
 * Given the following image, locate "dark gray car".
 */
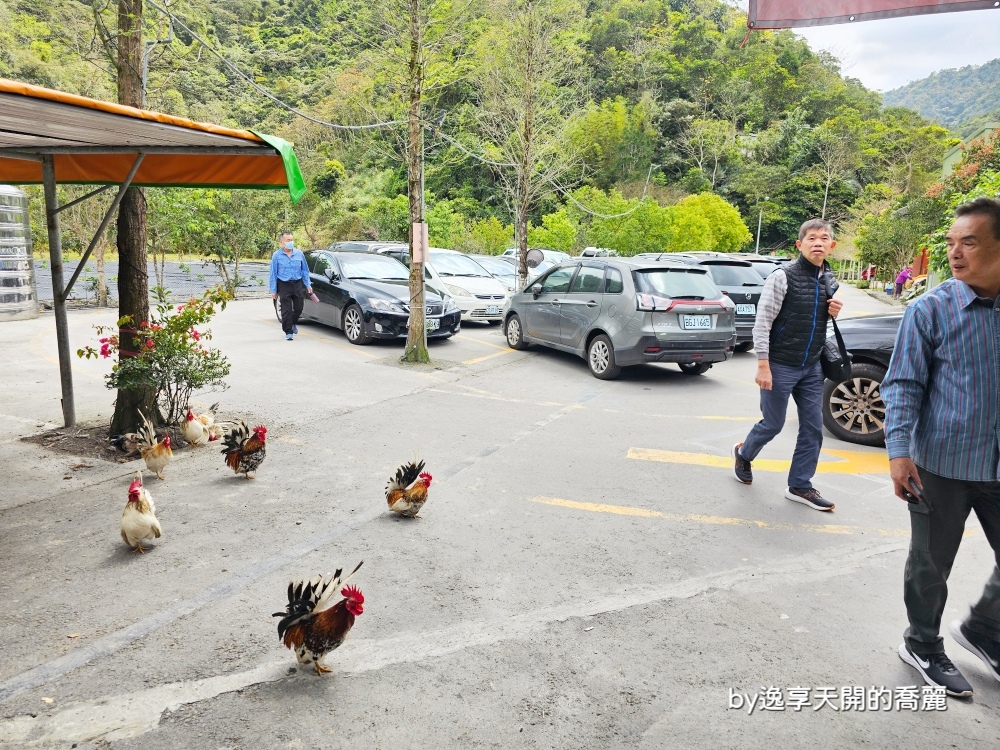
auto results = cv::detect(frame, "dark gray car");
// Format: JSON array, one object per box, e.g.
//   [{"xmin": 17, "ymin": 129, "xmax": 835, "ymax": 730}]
[
  {"xmin": 674, "ymin": 256, "xmax": 764, "ymax": 352},
  {"xmin": 503, "ymin": 258, "xmax": 737, "ymax": 379}
]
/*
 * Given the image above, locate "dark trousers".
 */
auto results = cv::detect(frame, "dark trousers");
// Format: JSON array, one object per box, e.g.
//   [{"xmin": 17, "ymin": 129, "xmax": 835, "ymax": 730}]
[
  {"xmin": 740, "ymin": 361, "xmax": 824, "ymax": 489},
  {"xmin": 904, "ymin": 467, "xmax": 1000, "ymax": 655},
  {"xmin": 277, "ymin": 279, "xmax": 305, "ymax": 334}
]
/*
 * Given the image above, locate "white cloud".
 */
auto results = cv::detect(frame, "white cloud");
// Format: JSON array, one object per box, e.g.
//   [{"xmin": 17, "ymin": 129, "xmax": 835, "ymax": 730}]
[{"xmin": 794, "ymin": 9, "xmax": 1000, "ymax": 91}]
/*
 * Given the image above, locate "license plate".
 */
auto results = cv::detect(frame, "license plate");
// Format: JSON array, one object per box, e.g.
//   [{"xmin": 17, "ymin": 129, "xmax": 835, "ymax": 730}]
[
  {"xmin": 681, "ymin": 315, "xmax": 712, "ymax": 330},
  {"xmin": 486, "ymin": 305, "xmax": 499, "ymax": 316},
  {"xmin": 736, "ymin": 304, "xmax": 756, "ymax": 315},
  {"xmin": 406, "ymin": 318, "xmax": 440, "ymax": 330}
]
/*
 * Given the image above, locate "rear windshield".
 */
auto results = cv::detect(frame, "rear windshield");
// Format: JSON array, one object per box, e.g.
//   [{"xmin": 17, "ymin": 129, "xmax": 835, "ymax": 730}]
[
  {"xmin": 704, "ymin": 263, "xmax": 764, "ymax": 286},
  {"xmin": 634, "ymin": 269, "xmax": 720, "ymax": 299},
  {"xmin": 748, "ymin": 261, "xmax": 779, "ymax": 277}
]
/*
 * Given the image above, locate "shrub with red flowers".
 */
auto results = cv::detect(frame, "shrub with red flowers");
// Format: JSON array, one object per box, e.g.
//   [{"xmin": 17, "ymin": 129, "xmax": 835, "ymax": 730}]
[{"xmin": 79, "ymin": 287, "xmax": 232, "ymax": 425}]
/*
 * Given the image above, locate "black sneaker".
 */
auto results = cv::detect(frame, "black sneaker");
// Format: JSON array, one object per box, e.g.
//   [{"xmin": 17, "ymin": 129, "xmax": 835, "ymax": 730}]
[
  {"xmin": 951, "ymin": 619, "xmax": 1000, "ymax": 683},
  {"xmin": 733, "ymin": 443, "xmax": 752, "ymax": 484},
  {"xmin": 898, "ymin": 642, "xmax": 973, "ymax": 697},
  {"xmin": 785, "ymin": 487, "xmax": 835, "ymax": 511}
]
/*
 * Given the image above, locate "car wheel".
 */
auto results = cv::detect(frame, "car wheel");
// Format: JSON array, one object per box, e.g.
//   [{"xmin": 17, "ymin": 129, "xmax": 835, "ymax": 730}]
[
  {"xmin": 735, "ymin": 342, "xmax": 754, "ymax": 353},
  {"xmin": 505, "ymin": 314, "xmax": 528, "ymax": 350},
  {"xmin": 823, "ymin": 362, "xmax": 887, "ymax": 446},
  {"xmin": 678, "ymin": 362, "xmax": 711, "ymax": 375},
  {"xmin": 273, "ymin": 297, "xmax": 282, "ymax": 324},
  {"xmin": 342, "ymin": 304, "xmax": 371, "ymax": 345},
  {"xmin": 588, "ymin": 334, "xmax": 621, "ymax": 380}
]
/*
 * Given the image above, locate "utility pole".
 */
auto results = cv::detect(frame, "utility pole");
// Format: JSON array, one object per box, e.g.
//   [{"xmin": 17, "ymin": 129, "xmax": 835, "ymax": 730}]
[{"xmin": 755, "ymin": 196, "xmax": 769, "ymax": 254}]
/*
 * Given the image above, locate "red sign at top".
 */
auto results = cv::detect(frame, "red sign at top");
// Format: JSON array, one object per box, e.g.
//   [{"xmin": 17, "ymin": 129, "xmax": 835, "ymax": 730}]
[{"xmin": 748, "ymin": 0, "xmax": 1000, "ymax": 28}]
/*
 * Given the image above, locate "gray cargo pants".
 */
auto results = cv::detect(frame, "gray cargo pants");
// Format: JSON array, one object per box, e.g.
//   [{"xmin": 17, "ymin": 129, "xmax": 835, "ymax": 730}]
[{"xmin": 904, "ymin": 467, "xmax": 1000, "ymax": 656}]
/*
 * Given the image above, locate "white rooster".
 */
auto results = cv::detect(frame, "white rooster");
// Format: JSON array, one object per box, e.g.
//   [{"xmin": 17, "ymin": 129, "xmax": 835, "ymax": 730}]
[{"xmin": 120, "ymin": 471, "xmax": 161, "ymax": 553}]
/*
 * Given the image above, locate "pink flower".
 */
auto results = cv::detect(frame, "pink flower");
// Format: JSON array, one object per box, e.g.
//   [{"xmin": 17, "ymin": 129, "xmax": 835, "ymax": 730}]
[
  {"xmin": 190, "ymin": 329, "xmax": 201, "ymax": 341},
  {"xmin": 177, "ymin": 305, "xmax": 184, "ymax": 312},
  {"xmin": 100, "ymin": 343, "xmax": 111, "ymax": 358},
  {"xmin": 142, "ymin": 339, "xmax": 155, "ymax": 352},
  {"xmin": 99, "ymin": 337, "xmax": 109, "ymax": 343}
]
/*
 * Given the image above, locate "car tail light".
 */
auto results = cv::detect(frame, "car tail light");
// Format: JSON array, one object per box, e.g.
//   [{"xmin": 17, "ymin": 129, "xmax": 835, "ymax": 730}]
[
  {"xmin": 636, "ymin": 293, "xmax": 672, "ymax": 311},
  {"xmin": 644, "ymin": 346, "xmax": 661, "ymax": 353}
]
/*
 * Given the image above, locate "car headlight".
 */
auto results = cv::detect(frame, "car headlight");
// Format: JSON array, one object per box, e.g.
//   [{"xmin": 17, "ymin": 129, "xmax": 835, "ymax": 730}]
[
  {"xmin": 368, "ymin": 297, "xmax": 406, "ymax": 313},
  {"xmin": 444, "ymin": 297, "xmax": 459, "ymax": 313},
  {"xmin": 445, "ymin": 283, "xmax": 472, "ymax": 298}
]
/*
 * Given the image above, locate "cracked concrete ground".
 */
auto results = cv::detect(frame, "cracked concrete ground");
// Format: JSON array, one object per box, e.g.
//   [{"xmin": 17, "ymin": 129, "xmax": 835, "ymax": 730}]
[{"xmin": 0, "ymin": 285, "xmax": 997, "ymax": 749}]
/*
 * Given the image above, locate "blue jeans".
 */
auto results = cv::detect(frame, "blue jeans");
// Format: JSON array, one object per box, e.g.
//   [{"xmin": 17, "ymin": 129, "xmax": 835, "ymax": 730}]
[{"xmin": 740, "ymin": 361, "xmax": 824, "ymax": 490}]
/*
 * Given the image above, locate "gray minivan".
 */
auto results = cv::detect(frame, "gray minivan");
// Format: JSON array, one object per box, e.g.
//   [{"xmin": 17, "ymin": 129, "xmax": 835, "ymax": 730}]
[{"xmin": 503, "ymin": 258, "xmax": 737, "ymax": 379}]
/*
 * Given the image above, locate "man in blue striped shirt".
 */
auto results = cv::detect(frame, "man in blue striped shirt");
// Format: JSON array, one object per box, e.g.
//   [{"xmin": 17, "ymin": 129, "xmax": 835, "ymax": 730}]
[
  {"xmin": 883, "ymin": 197, "xmax": 1000, "ymax": 698},
  {"xmin": 269, "ymin": 231, "xmax": 313, "ymax": 341}
]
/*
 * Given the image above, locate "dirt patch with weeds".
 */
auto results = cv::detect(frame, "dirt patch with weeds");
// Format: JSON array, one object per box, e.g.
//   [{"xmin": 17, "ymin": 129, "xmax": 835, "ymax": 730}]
[{"xmin": 21, "ymin": 421, "xmax": 187, "ymax": 464}]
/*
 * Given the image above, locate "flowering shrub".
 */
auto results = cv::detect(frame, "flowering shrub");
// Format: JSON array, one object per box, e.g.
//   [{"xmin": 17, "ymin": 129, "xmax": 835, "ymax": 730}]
[{"xmin": 79, "ymin": 287, "xmax": 233, "ymax": 425}]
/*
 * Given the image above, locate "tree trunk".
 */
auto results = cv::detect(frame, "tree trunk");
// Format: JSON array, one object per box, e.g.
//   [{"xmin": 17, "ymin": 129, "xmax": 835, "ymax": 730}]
[
  {"xmin": 95, "ymin": 239, "xmax": 108, "ymax": 307},
  {"xmin": 402, "ymin": 0, "xmax": 429, "ymax": 364},
  {"xmin": 111, "ymin": 0, "xmax": 155, "ymax": 433}
]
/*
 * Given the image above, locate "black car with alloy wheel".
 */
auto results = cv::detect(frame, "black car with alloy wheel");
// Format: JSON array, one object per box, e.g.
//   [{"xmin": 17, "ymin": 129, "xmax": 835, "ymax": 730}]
[
  {"xmin": 822, "ymin": 314, "xmax": 902, "ymax": 446},
  {"xmin": 275, "ymin": 250, "xmax": 461, "ymax": 345}
]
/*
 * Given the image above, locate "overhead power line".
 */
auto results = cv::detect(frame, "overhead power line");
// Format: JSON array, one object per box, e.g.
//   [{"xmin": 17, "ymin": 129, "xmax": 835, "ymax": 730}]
[{"xmin": 145, "ymin": 0, "xmax": 404, "ymax": 131}]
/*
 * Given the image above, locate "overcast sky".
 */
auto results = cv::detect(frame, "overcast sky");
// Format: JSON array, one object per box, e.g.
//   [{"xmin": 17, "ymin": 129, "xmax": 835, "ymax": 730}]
[{"xmin": 793, "ymin": 9, "xmax": 1000, "ymax": 91}]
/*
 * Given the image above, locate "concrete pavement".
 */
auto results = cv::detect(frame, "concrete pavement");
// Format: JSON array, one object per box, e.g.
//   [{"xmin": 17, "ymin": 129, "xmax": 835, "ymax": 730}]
[{"xmin": 0, "ymin": 282, "xmax": 996, "ymax": 748}]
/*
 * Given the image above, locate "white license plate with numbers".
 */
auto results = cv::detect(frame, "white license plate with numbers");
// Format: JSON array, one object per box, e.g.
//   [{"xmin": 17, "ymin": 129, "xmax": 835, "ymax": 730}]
[
  {"xmin": 407, "ymin": 318, "xmax": 440, "ymax": 331},
  {"xmin": 486, "ymin": 305, "xmax": 500, "ymax": 316},
  {"xmin": 736, "ymin": 304, "xmax": 756, "ymax": 315},
  {"xmin": 681, "ymin": 315, "xmax": 712, "ymax": 330}
]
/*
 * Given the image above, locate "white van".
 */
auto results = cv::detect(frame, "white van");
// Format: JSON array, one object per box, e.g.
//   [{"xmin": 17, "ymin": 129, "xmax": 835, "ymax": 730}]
[{"xmin": 376, "ymin": 246, "xmax": 510, "ymax": 324}]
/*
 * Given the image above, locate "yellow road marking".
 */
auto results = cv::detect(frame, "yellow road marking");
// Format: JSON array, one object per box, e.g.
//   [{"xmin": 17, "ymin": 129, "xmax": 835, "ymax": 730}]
[
  {"xmin": 530, "ymin": 497, "xmax": 909, "ymax": 537},
  {"xmin": 628, "ymin": 447, "xmax": 889, "ymax": 475},
  {"xmin": 295, "ymin": 329, "xmax": 380, "ymax": 357},
  {"xmin": 454, "ymin": 335, "xmax": 510, "ymax": 352},
  {"xmin": 463, "ymin": 348, "xmax": 518, "ymax": 365}
]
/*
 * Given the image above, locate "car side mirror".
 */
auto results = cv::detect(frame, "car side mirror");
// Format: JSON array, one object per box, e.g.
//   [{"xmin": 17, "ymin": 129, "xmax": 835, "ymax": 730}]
[
  {"xmin": 326, "ymin": 268, "xmax": 339, "ymax": 282},
  {"xmin": 531, "ymin": 284, "xmax": 542, "ymax": 297}
]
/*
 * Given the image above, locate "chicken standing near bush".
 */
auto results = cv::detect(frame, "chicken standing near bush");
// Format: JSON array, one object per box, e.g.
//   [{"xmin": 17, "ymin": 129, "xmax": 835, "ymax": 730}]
[
  {"xmin": 120, "ymin": 471, "xmax": 161, "ymax": 553},
  {"xmin": 138, "ymin": 411, "xmax": 172, "ymax": 480},
  {"xmin": 273, "ymin": 562, "xmax": 365, "ymax": 676},
  {"xmin": 181, "ymin": 403, "xmax": 219, "ymax": 446}
]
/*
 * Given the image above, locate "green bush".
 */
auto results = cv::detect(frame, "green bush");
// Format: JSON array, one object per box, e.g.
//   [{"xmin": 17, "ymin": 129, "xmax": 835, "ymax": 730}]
[
  {"xmin": 78, "ymin": 287, "xmax": 232, "ymax": 425},
  {"xmin": 855, "ymin": 280, "xmax": 870, "ymax": 289}
]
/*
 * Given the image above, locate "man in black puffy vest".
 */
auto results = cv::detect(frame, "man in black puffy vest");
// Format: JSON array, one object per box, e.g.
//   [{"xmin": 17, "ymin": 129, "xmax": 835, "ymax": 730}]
[{"xmin": 732, "ymin": 219, "xmax": 844, "ymax": 511}]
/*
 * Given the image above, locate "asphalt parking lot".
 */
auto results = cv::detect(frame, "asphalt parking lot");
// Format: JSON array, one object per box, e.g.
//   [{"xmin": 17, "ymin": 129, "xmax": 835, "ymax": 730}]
[{"xmin": 0, "ymin": 283, "xmax": 997, "ymax": 748}]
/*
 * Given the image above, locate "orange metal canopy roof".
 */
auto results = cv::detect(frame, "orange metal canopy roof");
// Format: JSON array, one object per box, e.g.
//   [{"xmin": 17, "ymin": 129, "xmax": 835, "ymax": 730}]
[{"xmin": 0, "ymin": 78, "xmax": 304, "ymax": 201}]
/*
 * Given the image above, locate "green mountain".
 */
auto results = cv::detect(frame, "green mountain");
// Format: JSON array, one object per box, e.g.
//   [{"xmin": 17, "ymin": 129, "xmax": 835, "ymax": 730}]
[{"xmin": 883, "ymin": 58, "xmax": 1000, "ymax": 133}]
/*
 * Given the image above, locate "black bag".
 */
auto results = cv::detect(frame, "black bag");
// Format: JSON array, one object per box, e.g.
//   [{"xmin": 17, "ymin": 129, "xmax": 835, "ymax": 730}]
[{"xmin": 821, "ymin": 317, "xmax": 853, "ymax": 382}]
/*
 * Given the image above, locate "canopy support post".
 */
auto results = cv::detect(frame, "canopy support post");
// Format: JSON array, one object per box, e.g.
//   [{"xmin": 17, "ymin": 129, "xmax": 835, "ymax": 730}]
[
  {"xmin": 42, "ymin": 155, "xmax": 75, "ymax": 428},
  {"xmin": 63, "ymin": 153, "xmax": 144, "ymax": 299}
]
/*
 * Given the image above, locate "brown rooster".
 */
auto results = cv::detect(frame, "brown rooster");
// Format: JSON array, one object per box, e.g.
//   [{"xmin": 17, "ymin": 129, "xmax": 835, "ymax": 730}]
[
  {"xmin": 385, "ymin": 459, "xmax": 432, "ymax": 518},
  {"xmin": 273, "ymin": 562, "xmax": 365, "ymax": 676},
  {"xmin": 138, "ymin": 411, "xmax": 172, "ymax": 480},
  {"xmin": 220, "ymin": 421, "xmax": 267, "ymax": 478}
]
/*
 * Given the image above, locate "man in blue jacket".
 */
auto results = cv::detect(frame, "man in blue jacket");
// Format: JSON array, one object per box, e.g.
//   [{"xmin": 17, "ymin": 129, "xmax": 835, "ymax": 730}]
[
  {"xmin": 732, "ymin": 219, "xmax": 843, "ymax": 510},
  {"xmin": 883, "ymin": 197, "xmax": 1000, "ymax": 698},
  {"xmin": 269, "ymin": 231, "xmax": 312, "ymax": 341}
]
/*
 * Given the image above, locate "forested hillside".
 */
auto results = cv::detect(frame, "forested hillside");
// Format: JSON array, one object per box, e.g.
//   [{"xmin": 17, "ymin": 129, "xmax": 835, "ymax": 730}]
[
  {"xmin": 1, "ymin": 0, "xmax": 956, "ymax": 258},
  {"xmin": 883, "ymin": 58, "xmax": 1000, "ymax": 134}
]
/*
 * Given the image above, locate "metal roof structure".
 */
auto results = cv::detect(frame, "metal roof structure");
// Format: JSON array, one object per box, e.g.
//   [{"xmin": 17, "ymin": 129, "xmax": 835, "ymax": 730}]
[
  {"xmin": 747, "ymin": 0, "xmax": 999, "ymax": 29},
  {"xmin": 0, "ymin": 78, "xmax": 307, "ymax": 427}
]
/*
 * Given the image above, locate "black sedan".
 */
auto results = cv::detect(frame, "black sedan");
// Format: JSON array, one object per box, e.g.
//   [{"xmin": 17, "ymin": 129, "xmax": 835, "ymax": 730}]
[
  {"xmin": 276, "ymin": 250, "xmax": 461, "ymax": 345},
  {"xmin": 822, "ymin": 314, "xmax": 902, "ymax": 446}
]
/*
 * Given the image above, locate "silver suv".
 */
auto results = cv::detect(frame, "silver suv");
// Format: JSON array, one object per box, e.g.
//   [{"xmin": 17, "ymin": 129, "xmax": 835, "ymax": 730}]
[{"xmin": 503, "ymin": 258, "xmax": 737, "ymax": 379}]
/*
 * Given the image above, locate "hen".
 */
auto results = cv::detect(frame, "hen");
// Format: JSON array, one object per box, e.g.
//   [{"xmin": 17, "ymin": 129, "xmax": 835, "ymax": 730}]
[
  {"xmin": 120, "ymin": 470, "xmax": 161, "ymax": 553},
  {"xmin": 181, "ymin": 402, "xmax": 219, "ymax": 446},
  {"xmin": 138, "ymin": 411, "xmax": 172, "ymax": 480},
  {"xmin": 220, "ymin": 421, "xmax": 267, "ymax": 478},
  {"xmin": 385, "ymin": 459, "xmax": 432, "ymax": 518},
  {"xmin": 273, "ymin": 562, "xmax": 365, "ymax": 676}
]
